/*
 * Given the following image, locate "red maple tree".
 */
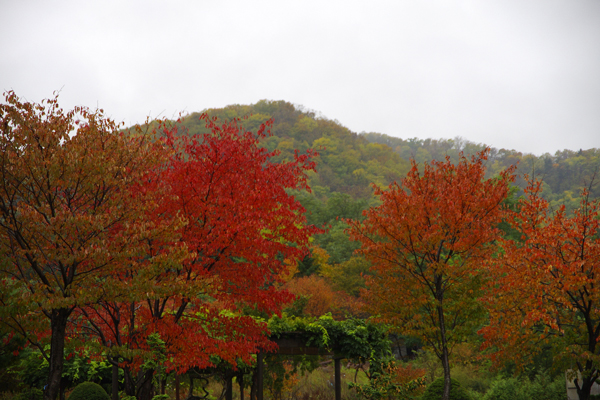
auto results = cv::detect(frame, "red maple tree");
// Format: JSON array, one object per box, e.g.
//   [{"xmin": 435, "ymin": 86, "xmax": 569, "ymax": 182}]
[
  {"xmin": 74, "ymin": 115, "xmax": 319, "ymax": 399},
  {"xmin": 348, "ymin": 149, "xmax": 515, "ymax": 400}
]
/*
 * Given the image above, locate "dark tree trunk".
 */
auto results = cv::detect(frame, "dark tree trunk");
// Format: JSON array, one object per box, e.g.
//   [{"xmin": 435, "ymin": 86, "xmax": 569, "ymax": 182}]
[
  {"xmin": 43, "ymin": 308, "xmax": 70, "ymax": 400},
  {"xmin": 574, "ymin": 366, "xmax": 598, "ymax": 400},
  {"xmin": 224, "ymin": 370, "xmax": 233, "ymax": 400},
  {"xmin": 435, "ymin": 275, "xmax": 451, "ymax": 400},
  {"xmin": 59, "ymin": 378, "xmax": 66, "ymax": 400},
  {"xmin": 111, "ymin": 359, "xmax": 119, "ymax": 400},
  {"xmin": 137, "ymin": 369, "xmax": 155, "ymax": 400},
  {"xmin": 189, "ymin": 373, "xmax": 195, "ymax": 398},
  {"xmin": 238, "ymin": 372, "xmax": 244, "ymax": 400},
  {"xmin": 123, "ymin": 367, "xmax": 136, "ymax": 398},
  {"xmin": 250, "ymin": 367, "xmax": 257, "ymax": 400}
]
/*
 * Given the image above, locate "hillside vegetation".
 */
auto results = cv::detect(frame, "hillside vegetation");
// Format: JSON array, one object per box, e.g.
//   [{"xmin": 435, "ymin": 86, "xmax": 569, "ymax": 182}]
[{"xmin": 180, "ymin": 100, "xmax": 600, "ymax": 213}]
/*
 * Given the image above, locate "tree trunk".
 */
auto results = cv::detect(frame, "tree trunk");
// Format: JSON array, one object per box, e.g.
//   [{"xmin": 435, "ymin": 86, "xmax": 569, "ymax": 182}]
[
  {"xmin": 123, "ymin": 367, "xmax": 136, "ymax": 398},
  {"xmin": 160, "ymin": 377, "xmax": 166, "ymax": 395},
  {"xmin": 250, "ymin": 367, "xmax": 257, "ymax": 400},
  {"xmin": 435, "ymin": 276, "xmax": 451, "ymax": 400},
  {"xmin": 111, "ymin": 359, "xmax": 119, "ymax": 400},
  {"xmin": 137, "ymin": 369, "xmax": 155, "ymax": 400},
  {"xmin": 575, "ymin": 372, "xmax": 595, "ymax": 400},
  {"xmin": 43, "ymin": 308, "xmax": 70, "ymax": 400},
  {"xmin": 238, "ymin": 372, "xmax": 244, "ymax": 400},
  {"xmin": 224, "ymin": 370, "xmax": 233, "ymax": 400},
  {"xmin": 189, "ymin": 373, "xmax": 195, "ymax": 398},
  {"xmin": 440, "ymin": 345, "xmax": 451, "ymax": 400}
]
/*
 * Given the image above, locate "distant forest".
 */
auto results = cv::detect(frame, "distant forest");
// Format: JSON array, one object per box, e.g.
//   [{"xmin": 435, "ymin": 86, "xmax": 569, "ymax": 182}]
[{"xmin": 178, "ymin": 99, "xmax": 600, "ymax": 214}]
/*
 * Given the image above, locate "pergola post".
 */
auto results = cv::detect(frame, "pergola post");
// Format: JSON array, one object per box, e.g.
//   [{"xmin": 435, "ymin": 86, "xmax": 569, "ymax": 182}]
[{"xmin": 334, "ymin": 357, "xmax": 342, "ymax": 400}]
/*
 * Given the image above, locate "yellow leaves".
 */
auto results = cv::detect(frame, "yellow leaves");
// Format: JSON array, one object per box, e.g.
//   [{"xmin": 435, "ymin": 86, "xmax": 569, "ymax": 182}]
[{"xmin": 278, "ymin": 258, "xmax": 298, "ymax": 283}]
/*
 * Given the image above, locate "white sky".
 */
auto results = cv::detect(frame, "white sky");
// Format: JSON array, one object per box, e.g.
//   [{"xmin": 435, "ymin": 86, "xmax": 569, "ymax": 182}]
[{"xmin": 1, "ymin": 0, "xmax": 599, "ymax": 155}]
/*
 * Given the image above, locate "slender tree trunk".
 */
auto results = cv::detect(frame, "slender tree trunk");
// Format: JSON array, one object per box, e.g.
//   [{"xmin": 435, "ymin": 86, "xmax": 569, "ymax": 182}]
[
  {"xmin": 111, "ymin": 358, "xmax": 119, "ymax": 400},
  {"xmin": 238, "ymin": 372, "xmax": 244, "ymax": 400},
  {"xmin": 189, "ymin": 374, "xmax": 195, "ymax": 399},
  {"xmin": 250, "ymin": 368, "xmax": 257, "ymax": 400},
  {"xmin": 435, "ymin": 276, "xmax": 451, "ymax": 400},
  {"xmin": 43, "ymin": 308, "xmax": 70, "ymax": 400},
  {"xmin": 440, "ymin": 345, "xmax": 451, "ymax": 400}
]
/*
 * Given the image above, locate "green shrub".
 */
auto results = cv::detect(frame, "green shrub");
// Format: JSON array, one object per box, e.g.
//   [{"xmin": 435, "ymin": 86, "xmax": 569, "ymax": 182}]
[
  {"xmin": 482, "ymin": 377, "xmax": 521, "ymax": 400},
  {"xmin": 482, "ymin": 374, "xmax": 566, "ymax": 400},
  {"xmin": 67, "ymin": 382, "xmax": 109, "ymax": 400},
  {"xmin": 421, "ymin": 377, "xmax": 472, "ymax": 400},
  {"xmin": 520, "ymin": 374, "xmax": 566, "ymax": 400}
]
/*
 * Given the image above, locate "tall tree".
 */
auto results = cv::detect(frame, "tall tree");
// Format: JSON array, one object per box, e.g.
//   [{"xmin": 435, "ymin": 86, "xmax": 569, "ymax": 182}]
[
  {"xmin": 481, "ymin": 178, "xmax": 600, "ymax": 400},
  {"xmin": 73, "ymin": 115, "xmax": 319, "ymax": 399},
  {"xmin": 0, "ymin": 91, "xmax": 168, "ymax": 400},
  {"xmin": 348, "ymin": 149, "xmax": 515, "ymax": 400}
]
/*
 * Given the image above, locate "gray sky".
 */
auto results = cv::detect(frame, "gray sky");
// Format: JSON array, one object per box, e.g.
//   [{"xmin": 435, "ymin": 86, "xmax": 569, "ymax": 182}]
[{"xmin": 1, "ymin": 0, "xmax": 599, "ymax": 155}]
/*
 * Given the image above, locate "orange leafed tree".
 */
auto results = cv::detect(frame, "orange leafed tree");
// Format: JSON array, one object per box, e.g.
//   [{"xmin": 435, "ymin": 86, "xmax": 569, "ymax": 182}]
[
  {"xmin": 348, "ymin": 149, "xmax": 515, "ymax": 400},
  {"xmin": 480, "ymin": 178, "xmax": 600, "ymax": 400},
  {"xmin": 0, "ymin": 91, "xmax": 169, "ymax": 400}
]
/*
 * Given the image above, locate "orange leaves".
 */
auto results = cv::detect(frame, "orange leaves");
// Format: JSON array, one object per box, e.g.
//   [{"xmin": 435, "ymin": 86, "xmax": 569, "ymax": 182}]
[
  {"xmin": 482, "ymin": 177, "xmax": 600, "ymax": 382},
  {"xmin": 349, "ymin": 149, "xmax": 514, "ymax": 376},
  {"xmin": 285, "ymin": 276, "xmax": 337, "ymax": 317}
]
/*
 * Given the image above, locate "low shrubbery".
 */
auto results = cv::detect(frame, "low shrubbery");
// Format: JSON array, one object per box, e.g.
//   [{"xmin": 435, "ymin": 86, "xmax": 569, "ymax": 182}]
[
  {"xmin": 421, "ymin": 377, "xmax": 472, "ymax": 400},
  {"xmin": 67, "ymin": 382, "xmax": 109, "ymax": 400}
]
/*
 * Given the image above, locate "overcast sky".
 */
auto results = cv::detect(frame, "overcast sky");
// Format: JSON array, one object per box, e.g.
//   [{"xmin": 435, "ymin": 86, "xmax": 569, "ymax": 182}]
[{"xmin": 1, "ymin": 0, "xmax": 599, "ymax": 155}]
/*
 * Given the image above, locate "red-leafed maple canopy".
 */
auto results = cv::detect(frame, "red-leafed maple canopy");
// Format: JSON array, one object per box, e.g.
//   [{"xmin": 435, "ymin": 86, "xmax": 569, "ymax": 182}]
[{"xmin": 73, "ymin": 115, "xmax": 319, "ymax": 398}]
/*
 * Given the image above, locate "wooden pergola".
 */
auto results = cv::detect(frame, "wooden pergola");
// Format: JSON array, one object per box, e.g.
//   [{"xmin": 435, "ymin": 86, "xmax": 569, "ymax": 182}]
[
  {"xmin": 176, "ymin": 333, "xmax": 346, "ymax": 400},
  {"xmin": 252, "ymin": 335, "xmax": 344, "ymax": 400}
]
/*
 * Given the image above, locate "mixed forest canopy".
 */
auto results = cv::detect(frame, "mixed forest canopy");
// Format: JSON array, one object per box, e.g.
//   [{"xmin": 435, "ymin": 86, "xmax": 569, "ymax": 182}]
[
  {"xmin": 178, "ymin": 99, "xmax": 600, "ymax": 214},
  {"xmin": 174, "ymin": 100, "xmax": 600, "ymax": 289}
]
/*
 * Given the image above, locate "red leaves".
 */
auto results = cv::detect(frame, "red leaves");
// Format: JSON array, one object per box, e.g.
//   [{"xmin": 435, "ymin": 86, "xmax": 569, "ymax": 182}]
[{"xmin": 75, "ymin": 114, "xmax": 318, "ymax": 374}]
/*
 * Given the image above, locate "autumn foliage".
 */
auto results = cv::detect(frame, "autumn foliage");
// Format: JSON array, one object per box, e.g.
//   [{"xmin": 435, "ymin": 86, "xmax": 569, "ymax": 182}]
[
  {"xmin": 348, "ymin": 149, "xmax": 515, "ymax": 400},
  {"xmin": 67, "ymin": 114, "xmax": 319, "ymax": 398},
  {"xmin": 0, "ymin": 91, "xmax": 170, "ymax": 400},
  {"xmin": 0, "ymin": 92, "xmax": 319, "ymax": 400},
  {"xmin": 481, "ymin": 178, "xmax": 600, "ymax": 400}
]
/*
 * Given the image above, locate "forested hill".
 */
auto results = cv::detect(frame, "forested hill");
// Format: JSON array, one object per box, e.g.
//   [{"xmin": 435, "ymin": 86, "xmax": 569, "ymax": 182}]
[{"xmin": 179, "ymin": 100, "xmax": 599, "ymax": 211}]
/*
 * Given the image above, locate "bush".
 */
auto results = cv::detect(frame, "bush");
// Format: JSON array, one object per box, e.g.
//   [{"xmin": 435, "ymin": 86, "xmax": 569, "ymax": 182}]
[
  {"xmin": 67, "ymin": 382, "xmax": 109, "ymax": 400},
  {"xmin": 482, "ymin": 374, "xmax": 566, "ymax": 400},
  {"xmin": 482, "ymin": 377, "xmax": 520, "ymax": 400},
  {"xmin": 421, "ymin": 377, "xmax": 472, "ymax": 400}
]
